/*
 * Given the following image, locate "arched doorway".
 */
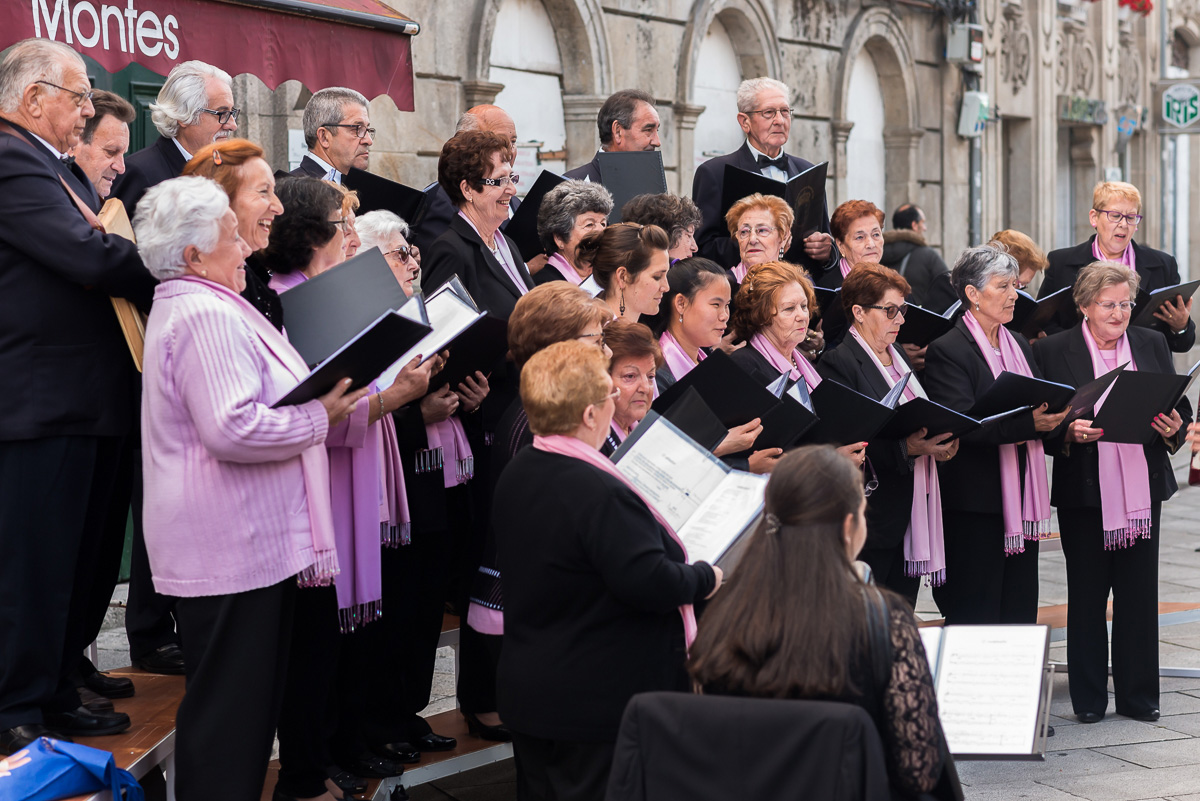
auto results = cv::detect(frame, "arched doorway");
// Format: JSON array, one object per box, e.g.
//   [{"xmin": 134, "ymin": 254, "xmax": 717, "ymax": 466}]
[
  {"xmin": 844, "ymin": 52, "xmax": 886, "ymax": 209},
  {"xmin": 691, "ymin": 18, "xmax": 744, "ymax": 171}
]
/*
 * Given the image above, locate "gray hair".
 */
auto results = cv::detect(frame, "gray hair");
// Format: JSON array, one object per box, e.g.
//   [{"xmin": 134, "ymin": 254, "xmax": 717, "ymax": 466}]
[
  {"xmin": 133, "ymin": 176, "xmax": 229, "ymax": 281},
  {"xmin": 1073, "ymin": 260, "xmax": 1140, "ymax": 310},
  {"xmin": 303, "ymin": 87, "xmax": 369, "ymax": 148},
  {"xmin": 150, "ymin": 61, "xmax": 232, "ymax": 138},
  {"xmin": 455, "ymin": 111, "xmax": 480, "ymax": 133},
  {"xmin": 356, "ymin": 210, "xmax": 410, "ymax": 253},
  {"xmin": 950, "ymin": 243, "xmax": 1019, "ymax": 306},
  {"xmin": 597, "ymin": 89, "xmax": 655, "ymax": 146},
  {"xmin": 537, "ymin": 180, "xmax": 614, "ymax": 255},
  {"xmin": 736, "ymin": 77, "xmax": 790, "ymax": 114},
  {"xmin": 0, "ymin": 38, "xmax": 82, "ymax": 114}
]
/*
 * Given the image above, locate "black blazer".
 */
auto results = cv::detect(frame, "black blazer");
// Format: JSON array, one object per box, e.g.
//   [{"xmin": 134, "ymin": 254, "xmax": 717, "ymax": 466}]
[
  {"xmin": 494, "ymin": 449, "xmax": 715, "ymax": 741},
  {"xmin": 290, "ymin": 154, "xmax": 329, "ymax": 179},
  {"xmin": 922, "ymin": 318, "xmax": 1043, "ymax": 515},
  {"xmin": 691, "ymin": 142, "xmax": 834, "ymax": 277},
  {"xmin": 563, "ymin": 152, "xmax": 602, "ymax": 183},
  {"xmin": 818, "ymin": 336, "xmax": 916, "ymax": 550},
  {"xmin": 729, "ymin": 342, "xmax": 785, "ymax": 387},
  {"xmin": 1032, "ymin": 325, "xmax": 1190, "ymax": 509},
  {"xmin": 1039, "ymin": 236, "xmax": 1195, "ymax": 351},
  {"xmin": 112, "ymin": 135, "xmax": 187, "ymax": 217},
  {"xmin": 423, "ymin": 214, "xmax": 534, "ymax": 320},
  {"xmin": 0, "ymin": 121, "xmax": 156, "ymax": 440},
  {"xmin": 410, "ymin": 182, "xmax": 522, "ymax": 251}
]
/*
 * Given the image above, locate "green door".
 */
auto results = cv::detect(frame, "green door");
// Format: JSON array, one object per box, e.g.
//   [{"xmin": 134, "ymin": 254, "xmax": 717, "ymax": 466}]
[{"xmin": 83, "ymin": 55, "xmax": 165, "ymax": 152}]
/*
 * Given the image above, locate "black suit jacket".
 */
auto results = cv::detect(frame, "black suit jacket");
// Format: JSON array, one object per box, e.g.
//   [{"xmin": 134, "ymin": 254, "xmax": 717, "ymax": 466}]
[
  {"xmin": 290, "ymin": 154, "xmax": 330, "ymax": 180},
  {"xmin": 1039, "ymin": 236, "xmax": 1195, "ymax": 351},
  {"xmin": 1032, "ymin": 325, "xmax": 1190, "ymax": 508},
  {"xmin": 0, "ymin": 121, "xmax": 156, "ymax": 440},
  {"xmin": 410, "ymin": 182, "xmax": 521, "ymax": 250},
  {"xmin": 563, "ymin": 152, "xmax": 602, "ymax": 183},
  {"xmin": 111, "ymin": 135, "xmax": 187, "ymax": 217},
  {"xmin": 818, "ymin": 336, "xmax": 916, "ymax": 550},
  {"xmin": 691, "ymin": 142, "xmax": 835, "ymax": 277},
  {"xmin": 922, "ymin": 318, "xmax": 1044, "ymax": 515},
  {"xmin": 729, "ymin": 342, "xmax": 785, "ymax": 387}
]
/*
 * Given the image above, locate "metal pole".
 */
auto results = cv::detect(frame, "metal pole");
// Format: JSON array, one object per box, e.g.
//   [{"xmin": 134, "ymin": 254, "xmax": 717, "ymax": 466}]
[
  {"xmin": 970, "ymin": 136, "xmax": 982, "ymax": 245},
  {"xmin": 1161, "ymin": 0, "xmax": 1170, "ymax": 250}
]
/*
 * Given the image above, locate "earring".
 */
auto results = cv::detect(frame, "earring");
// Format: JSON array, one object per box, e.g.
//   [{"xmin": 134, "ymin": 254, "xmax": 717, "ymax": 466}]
[
  {"xmin": 1083, "ymin": 314, "xmax": 1089, "ymax": 322},
  {"xmin": 201, "ymin": 269, "xmax": 208, "ymax": 277},
  {"xmin": 678, "ymin": 314, "xmax": 683, "ymax": 323},
  {"xmin": 619, "ymin": 291, "xmax": 626, "ymax": 316},
  {"xmin": 779, "ymin": 248, "xmax": 785, "ymax": 258},
  {"xmin": 975, "ymin": 303, "xmax": 980, "ymax": 311}
]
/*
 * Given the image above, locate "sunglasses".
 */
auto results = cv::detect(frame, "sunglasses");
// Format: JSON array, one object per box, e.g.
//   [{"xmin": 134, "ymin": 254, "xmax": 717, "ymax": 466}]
[{"xmin": 384, "ymin": 245, "xmax": 415, "ymax": 262}]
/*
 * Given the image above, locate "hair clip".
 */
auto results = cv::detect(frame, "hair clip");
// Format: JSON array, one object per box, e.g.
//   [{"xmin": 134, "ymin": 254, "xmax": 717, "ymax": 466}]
[
  {"xmin": 212, "ymin": 149, "xmax": 223, "ymax": 166},
  {"xmin": 764, "ymin": 512, "xmax": 782, "ymax": 535}
]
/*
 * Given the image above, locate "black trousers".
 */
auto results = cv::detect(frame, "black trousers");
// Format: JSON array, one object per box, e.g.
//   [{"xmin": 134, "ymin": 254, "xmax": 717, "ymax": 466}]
[
  {"xmin": 1059, "ymin": 504, "xmax": 1161, "ymax": 717},
  {"xmin": 0, "ymin": 436, "xmax": 123, "ymax": 730},
  {"xmin": 458, "ymin": 625, "xmax": 503, "ymax": 714},
  {"xmin": 859, "ymin": 542, "xmax": 920, "ymax": 608},
  {"xmin": 932, "ymin": 509, "xmax": 1040, "ymax": 625},
  {"xmin": 125, "ymin": 450, "xmax": 180, "ymax": 660},
  {"xmin": 511, "ymin": 731, "xmax": 615, "ymax": 801}
]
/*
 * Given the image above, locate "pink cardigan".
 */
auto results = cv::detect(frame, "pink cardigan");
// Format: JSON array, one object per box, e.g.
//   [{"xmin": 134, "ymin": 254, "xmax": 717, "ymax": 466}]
[{"xmin": 141, "ymin": 277, "xmax": 332, "ymax": 597}]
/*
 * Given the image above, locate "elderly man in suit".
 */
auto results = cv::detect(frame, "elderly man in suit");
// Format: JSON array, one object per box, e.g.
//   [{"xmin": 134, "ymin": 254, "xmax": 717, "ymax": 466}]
[
  {"xmin": 563, "ymin": 89, "xmax": 661, "ymax": 183},
  {"xmin": 111, "ymin": 60, "xmax": 237, "ymax": 214},
  {"xmin": 692, "ymin": 77, "xmax": 835, "ymax": 277},
  {"xmin": 293, "ymin": 86, "xmax": 374, "ymax": 183},
  {"xmin": 73, "ymin": 90, "xmax": 134, "ymax": 199},
  {"xmin": 0, "ymin": 38, "xmax": 157, "ymax": 755}
]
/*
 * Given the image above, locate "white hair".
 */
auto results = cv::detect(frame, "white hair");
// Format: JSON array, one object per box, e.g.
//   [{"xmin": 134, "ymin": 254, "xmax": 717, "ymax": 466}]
[
  {"xmin": 455, "ymin": 111, "xmax": 480, "ymax": 133},
  {"xmin": 0, "ymin": 38, "xmax": 82, "ymax": 114},
  {"xmin": 302, "ymin": 87, "xmax": 369, "ymax": 148},
  {"xmin": 134, "ymin": 176, "xmax": 229, "ymax": 280},
  {"xmin": 736, "ymin": 77, "xmax": 790, "ymax": 114},
  {"xmin": 150, "ymin": 61, "xmax": 232, "ymax": 138},
  {"xmin": 356, "ymin": 210, "xmax": 410, "ymax": 252}
]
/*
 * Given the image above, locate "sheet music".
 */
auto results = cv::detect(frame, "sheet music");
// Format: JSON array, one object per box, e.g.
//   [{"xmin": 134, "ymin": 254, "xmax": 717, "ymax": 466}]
[
  {"xmin": 676, "ymin": 471, "xmax": 768, "ymax": 564},
  {"xmin": 376, "ymin": 290, "xmax": 482, "ymax": 388},
  {"xmin": 934, "ymin": 625, "xmax": 1048, "ymax": 755},
  {"xmin": 580, "ymin": 275, "xmax": 604, "ymax": 298},
  {"xmin": 613, "ymin": 421, "xmax": 729, "ymax": 531}
]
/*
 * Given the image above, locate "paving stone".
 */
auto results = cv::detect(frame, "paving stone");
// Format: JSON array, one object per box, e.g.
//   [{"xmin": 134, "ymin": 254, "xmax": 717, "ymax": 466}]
[
  {"xmin": 1040, "ymin": 719, "xmax": 1188, "ymax": 750},
  {"xmin": 1097, "ymin": 737, "xmax": 1200, "ymax": 768},
  {"xmin": 953, "ymin": 779, "xmax": 1100, "ymax": 800},
  {"xmin": 956, "ymin": 748, "xmax": 1139, "ymax": 786},
  {"xmin": 1158, "ymin": 713, "xmax": 1200, "ymax": 737},
  {"xmin": 1040, "ymin": 765, "xmax": 1200, "ymax": 800}
]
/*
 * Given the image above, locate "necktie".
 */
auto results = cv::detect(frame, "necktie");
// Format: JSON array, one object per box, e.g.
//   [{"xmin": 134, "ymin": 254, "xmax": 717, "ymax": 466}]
[
  {"xmin": 60, "ymin": 154, "xmax": 75, "ymax": 167},
  {"xmin": 756, "ymin": 153, "xmax": 787, "ymax": 172}
]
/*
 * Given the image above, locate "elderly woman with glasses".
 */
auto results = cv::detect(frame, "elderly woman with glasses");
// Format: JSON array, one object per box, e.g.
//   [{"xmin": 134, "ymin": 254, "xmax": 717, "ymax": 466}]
[
  {"xmin": 724, "ymin": 193, "xmax": 793, "ymax": 286},
  {"xmin": 1033, "ymin": 261, "xmax": 1189, "ymax": 725},
  {"xmin": 533, "ymin": 179, "xmax": 613, "ymax": 286},
  {"xmin": 358, "ymin": 210, "xmax": 421, "ymax": 296},
  {"xmin": 923, "ymin": 244, "xmax": 1071, "ymax": 626},
  {"xmin": 1039, "ymin": 181, "xmax": 1194, "ymax": 352},
  {"xmin": 817, "ymin": 263, "xmax": 958, "ymax": 605},
  {"xmin": 495, "ymin": 340, "xmax": 722, "ymax": 801}
]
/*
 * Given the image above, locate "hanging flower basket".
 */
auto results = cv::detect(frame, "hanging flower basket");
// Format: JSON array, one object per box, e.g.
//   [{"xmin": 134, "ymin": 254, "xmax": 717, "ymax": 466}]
[{"xmin": 1117, "ymin": 0, "xmax": 1152, "ymax": 16}]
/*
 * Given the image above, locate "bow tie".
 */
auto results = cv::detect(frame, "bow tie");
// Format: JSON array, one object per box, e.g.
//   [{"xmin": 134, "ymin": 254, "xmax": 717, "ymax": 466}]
[
  {"xmin": 60, "ymin": 155, "xmax": 75, "ymax": 167},
  {"xmin": 756, "ymin": 153, "xmax": 787, "ymax": 172}
]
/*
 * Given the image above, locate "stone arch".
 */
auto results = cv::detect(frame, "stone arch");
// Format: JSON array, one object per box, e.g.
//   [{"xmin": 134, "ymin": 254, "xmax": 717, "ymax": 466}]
[{"xmin": 831, "ymin": 6, "xmax": 922, "ymax": 215}]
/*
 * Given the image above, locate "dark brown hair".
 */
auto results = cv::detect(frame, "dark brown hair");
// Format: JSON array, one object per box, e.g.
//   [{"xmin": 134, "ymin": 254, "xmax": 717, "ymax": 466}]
[
  {"xmin": 576, "ymin": 222, "xmax": 670, "ymax": 293},
  {"xmin": 81, "ymin": 89, "xmax": 135, "ymax": 143},
  {"xmin": 620, "ymin": 193, "xmax": 703, "ymax": 251},
  {"xmin": 604, "ymin": 318, "xmax": 663, "ymax": 370},
  {"xmin": 437, "ymin": 130, "xmax": 513, "ymax": 207},
  {"xmin": 687, "ymin": 445, "xmax": 869, "ymax": 698},
  {"xmin": 830, "ymin": 200, "xmax": 885, "ymax": 244},
  {"xmin": 182, "ymin": 138, "xmax": 267, "ymax": 202},
  {"xmin": 508, "ymin": 282, "xmax": 613, "ymax": 370},
  {"xmin": 840, "ymin": 262, "xmax": 910, "ymax": 318},
  {"xmin": 731, "ymin": 260, "xmax": 815, "ymax": 341}
]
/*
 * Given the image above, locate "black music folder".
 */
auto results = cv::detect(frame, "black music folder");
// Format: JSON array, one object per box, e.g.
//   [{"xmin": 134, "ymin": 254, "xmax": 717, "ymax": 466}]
[
  {"xmin": 1131, "ymin": 279, "xmax": 1200, "ymax": 329},
  {"xmin": 898, "ymin": 301, "xmax": 963, "ymax": 348},
  {"xmin": 812, "ymin": 286, "xmax": 846, "ymax": 340},
  {"xmin": 344, "ymin": 167, "xmax": 427, "ymax": 227},
  {"xmin": 428, "ymin": 313, "xmax": 509, "ymax": 392},
  {"xmin": 1060, "ymin": 364, "xmax": 1127, "ymax": 426},
  {"xmin": 967, "ymin": 372, "xmax": 1075, "ymax": 419},
  {"xmin": 598, "ymin": 152, "xmax": 668, "ymax": 223},
  {"xmin": 273, "ymin": 310, "xmax": 432, "ymax": 407},
  {"xmin": 278, "ymin": 247, "xmax": 410, "ymax": 368},
  {"xmin": 751, "ymin": 391, "xmax": 820, "ymax": 451},
  {"xmin": 1007, "ymin": 287, "xmax": 1072, "ymax": 340},
  {"xmin": 651, "ymin": 350, "xmax": 780, "ymax": 429},
  {"xmin": 802, "ymin": 378, "xmax": 906, "ymax": 444},
  {"xmin": 505, "ymin": 170, "xmax": 567, "ymax": 261},
  {"xmin": 1090, "ymin": 362, "xmax": 1200, "ymax": 444},
  {"xmin": 659, "ymin": 387, "xmax": 729, "ymax": 453},
  {"xmin": 719, "ymin": 162, "xmax": 828, "ymax": 240},
  {"xmin": 876, "ymin": 397, "xmax": 981, "ymax": 440}
]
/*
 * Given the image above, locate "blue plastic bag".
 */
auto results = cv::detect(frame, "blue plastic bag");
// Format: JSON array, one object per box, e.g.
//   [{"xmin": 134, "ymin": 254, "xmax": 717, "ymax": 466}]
[{"xmin": 0, "ymin": 736, "xmax": 143, "ymax": 801}]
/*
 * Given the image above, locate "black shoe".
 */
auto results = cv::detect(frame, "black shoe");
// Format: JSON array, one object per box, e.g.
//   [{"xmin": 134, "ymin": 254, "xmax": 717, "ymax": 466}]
[
  {"xmin": 45, "ymin": 706, "xmax": 131, "ymax": 737},
  {"xmin": 339, "ymin": 751, "xmax": 404, "ymax": 779},
  {"xmin": 133, "ymin": 643, "xmax": 186, "ymax": 675},
  {"xmin": 1124, "ymin": 708, "xmax": 1160, "ymax": 722},
  {"xmin": 372, "ymin": 741, "xmax": 420, "ymax": 763},
  {"xmin": 82, "ymin": 670, "xmax": 134, "ymax": 699},
  {"xmin": 389, "ymin": 785, "xmax": 410, "ymax": 801},
  {"xmin": 1077, "ymin": 711, "xmax": 1104, "ymax": 724},
  {"xmin": 326, "ymin": 769, "xmax": 368, "ymax": 795},
  {"xmin": 78, "ymin": 687, "xmax": 115, "ymax": 713},
  {"xmin": 412, "ymin": 732, "xmax": 457, "ymax": 751},
  {"xmin": 0, "ymin": 724, "xmax": 72, "ymax": 755},
  {"xmin": 462, "ymin": 711, "xmax": 512, "ymax": 742},
  {"xmin": 1047, "ymin": 725, "xmax": 1055, "ymax": 737}
]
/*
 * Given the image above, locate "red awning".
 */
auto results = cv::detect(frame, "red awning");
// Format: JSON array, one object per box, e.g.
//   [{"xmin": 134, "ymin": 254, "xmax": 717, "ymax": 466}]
[{"xmin": 7, "ymin": 0, "xmax": 418, "ymax": 110}]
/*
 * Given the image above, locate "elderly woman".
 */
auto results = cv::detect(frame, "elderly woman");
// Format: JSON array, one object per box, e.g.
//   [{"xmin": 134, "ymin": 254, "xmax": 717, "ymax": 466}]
[
  {"xmin": 826, "ymin": 200, "xmax": 885, "ymax": 290},
  {"xmin": 724, "ymin": 192, "xmax": 792, "ymax": 285},
  {"xmin": 991, "ymin": 229, "xmax": 1047, "ymax": 292},
  {"xmin": 533, "ymin": 179, "xmax": 613, "ymax": 286},
  {"xmin": 621, "ymin": 192, "xmax": 704, "ymax": 262},
  {"xmin": 328, "ymin": 182, "xmax": 362, "ymax": 259},
  {"xmin": 1033, "ymin": 262, "xmax": 1189, "ymax": 725},
  {"xmin": 923, "ymin": 244, "xmax": 1071, "ymax": 626},
  {"xmin": 601, "ymin": 319, "xmax": 663, "ymax": 455},
  {"xmin": 182, "ymin": 139, "xmax": 285, "ymax": 329},
  {"xmin": 578, "ymin": 221, "xmax": 671, "ymax": 322},
  {"xmin": 1040, "ymin": 181, "xmax": 1194, "ymax": 352},
  {"xmin": 817, "ymin": 264, "xmax": 959, "ymax": 604},
  {"xmin": 135, "ymin": 176, "xmax": 365, "ymax": 801},
  {"xmin": 357, "ymin": 209, "xmax": 421, "ymax": 296},
  {"xmin": 495, "ymin": 340, "xmax": 722, "ymax": 801}
]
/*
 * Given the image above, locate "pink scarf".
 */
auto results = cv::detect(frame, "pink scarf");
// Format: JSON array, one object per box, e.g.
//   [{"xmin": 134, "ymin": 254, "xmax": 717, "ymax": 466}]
[
  {"xmin": 547, "ymin": 252, "xmax": 584, "ymax": 285},
  {"xmin": 532, "ymin": 434, "xmax": 698, "ymax": 647},
  {"xmin": 426, "ymin": 417, "xmax": 474, "ymax": 489},
  {"xmin": 962, "ymin": 311, "xmax": 1052, "ymax": 553},
  {"xmin": 181, "ymin": 276, "xmax": 339, "ymax": 585},
  {"xmin": 1092, "ymin": 236, "xmax": 1136, "ymax": 269},
  {"xmin": 732, "ymin": 262, "xmax": 748, "ymax": 283},
  {"xmin": 750, "ymin": 332, "xmax": 822, "ymax": 389},
  {"xmin": 839, "ymin": 257, "xmax": 853, "ymax": 279},
  {"xmin": 848, "ymin": 328, "xmax": 946, "ymax": 585},
  {"xmin": 659, "ymin": 330, "xmax": 705, "ymax": 380},
  {"xmin": 1080, "ymin": 324, "xmax": 1152, "ymax": 548},
  {"xmin": 378, "ymin": 414, "xmax": 411, "ymax": 547}
]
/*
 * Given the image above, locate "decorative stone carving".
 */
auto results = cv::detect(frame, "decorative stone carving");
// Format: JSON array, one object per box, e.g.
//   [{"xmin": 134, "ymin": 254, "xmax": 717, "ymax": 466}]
[
  {"xmin": 1119, "ymin": 38, "xmax": 1142, "ymax": 105},
  {"xmin": 1000, "ymin": 4, "xmax": 1032, "ymax": 94},
  {"xmin": 461, "ymin": 80, "xmax": 505, "ymax": 108},
  {"xmin": 1055, "ymin": 17, "xmax": 1096, "ymax": 95}
]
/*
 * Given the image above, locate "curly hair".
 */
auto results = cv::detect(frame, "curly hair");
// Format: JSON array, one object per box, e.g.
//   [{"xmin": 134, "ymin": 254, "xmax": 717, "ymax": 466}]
[
  {"xmin": 253, "ymin": 177, "xmax": 341, "ymax": 275},
  {"xmin": 732, "ymin": 260, "xmax": 815, "ymax": 340},
  {"xmin": 620, "ymin": 193, "xmax": 703, "ymax": 252},
  {"xmin": 830, "ymin": 200, "xmax": 884, "ymax": 244},
  {"xmin": 724, "ymin": 193, "xmax": 793, "ymax": 239},
  {"xmin": 537, "ymin": 180, "xmax": 614, "ymax": 256},
  {"xmin": 438, "ymin": 130, "xmax": 514, "ymax": 207}
]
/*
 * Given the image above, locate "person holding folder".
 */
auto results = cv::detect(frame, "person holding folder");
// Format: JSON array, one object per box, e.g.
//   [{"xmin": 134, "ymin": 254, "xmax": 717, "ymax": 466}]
[
  {"xmin": 579, "ymin": 221, "xmax": 671, "ymax": 321},
  {"xmin": 601, "ymin": 319, "xmax": 663, "ymax": 455},
  {"xmin": 1033, "ymin": 262, "xmax": 1189, "ymax": 725},
  {"xmin": 818, "ymin": 264, "xmax": 959, "ymax": 605},
  {"xmin": 495, "ymin": 340, "xmax": 721, "ymax": 801},
  {"xmin": 135, "ymin": 176, "xmax": 367, "ymax": 800},
  {"xmin": 534, "ymin": 179, "xmax": 613, "ymax": 286},
  {"xmin": 923, "ymin": 244, "xmax": 1070, "ymax": 625}
]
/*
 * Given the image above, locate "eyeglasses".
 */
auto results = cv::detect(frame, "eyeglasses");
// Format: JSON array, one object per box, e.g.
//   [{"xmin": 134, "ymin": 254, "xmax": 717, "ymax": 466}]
[
  {"xmin": 1093, "ymin": 300, "xmax": 1135, "ymax": 312},
  {"xmin": 329, "ymin": 218, "xmax": 351, "ymax": 231},
  {"xmin": 36, "ymin": 81, "xmax": 93, "ymax": 107},
  {"xmin": 601, "ymin": 387, "xmax": 621, "ymax": 403},
  {"xmin": 861, "ymin": 303, "xmax": 909, "ymax": 320},
  {"xmin": 325, "ymin": 122, "xmax": 376, "ymax": 140},
  {"xmin": 863, "ymin": 457, "xmax": 879, "ymax": 498},
  {"xmin": 1095, "ymin": 208, "xmax": 1143, "ymax": 226},
  {"xmin": 383, "ymin": 245, "xmax": 415, "ymax": 262},
  {"xmin": 199, "ymin": 107, "xmax": 241, "ymax": 125},
  {"xmin": 745, "ymin": 107, "xmax": 791, "ymax": 121},
  {"xmin": 479, "ymin": 174, "xmax": 520, "ymax": 188},
  {"xmin": 736, "ymin": 226, "xmax": 777, "ymax": 240},
  {"xmin": 577, "ymin": 332, "xmax": 606, "ymax": 348}
]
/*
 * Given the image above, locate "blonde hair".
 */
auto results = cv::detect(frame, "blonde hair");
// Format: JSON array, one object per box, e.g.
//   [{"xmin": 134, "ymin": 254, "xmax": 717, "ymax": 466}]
[
  {"xmin": 725, "ymin": 193, "xmax": 793, "ymax": 240},
  {"xmin": 1073, "ymin": 261, "xmax": 1140, "ymax": 311},
  {"xmin": 521, "ymin": 341, "xmax": 612, "ymax": 436},
  {"xmin": 989, "ymin": 229, "xmax": 1047, "ymax": 275},
  {"xmin": 1092, "ymin": 181, "xmax": 1142, "ymax": 214},
  {"xmin": 508, "ymin": 283, "xmax": 614, "ymax": 370}
]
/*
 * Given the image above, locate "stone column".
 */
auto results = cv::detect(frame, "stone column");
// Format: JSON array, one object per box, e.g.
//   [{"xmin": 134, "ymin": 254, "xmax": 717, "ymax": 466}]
[
  {"xmin": 561, "ymin": 94, "xmax": 606, "ymax": 170},
  {"xmin": 673, "ymin": 102, "xmax": 706, "ymax": 195},
  {"xmin": 882, "ymin": 127, "xmax": 925, "ymax": 218},
  {"xmin": 830, "ymin": 120, "xmax": 855, "ymax": 208},
  {"xmin": 462, "ymin": 80, "xmax": 506, "ymax": 110}
]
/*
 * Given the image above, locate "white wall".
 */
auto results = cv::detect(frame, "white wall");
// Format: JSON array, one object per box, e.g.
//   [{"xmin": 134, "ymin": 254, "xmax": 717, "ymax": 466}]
[
  {"xmin": 691, "ymin": 19, "xmax": 744, "ymax": 170},
  {"xmin": 844, "ymin": 52, "xmax": 886, "ymax": 209}
]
